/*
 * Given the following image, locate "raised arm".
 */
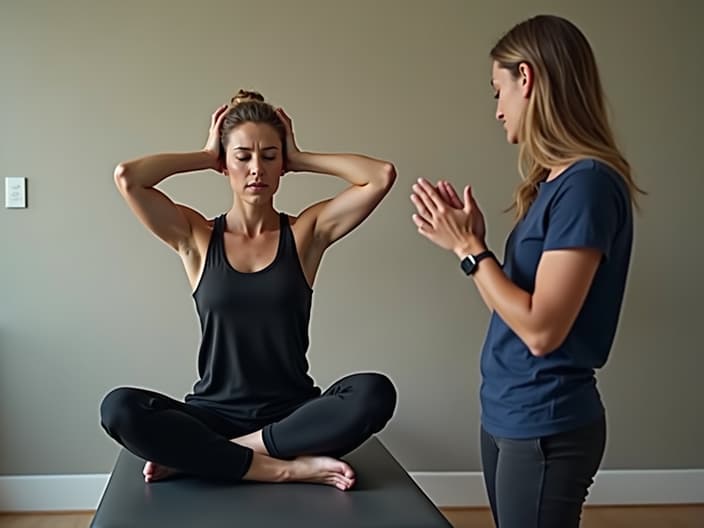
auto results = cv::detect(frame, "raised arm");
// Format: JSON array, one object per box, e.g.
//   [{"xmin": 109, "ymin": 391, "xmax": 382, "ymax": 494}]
[
  {"xmin": 113, "ymin": 105, "xmax": 228, "ymax": 252},
  {"xmin": 277, "ymin": 109, "xmax": 396, "ymax": 247}
]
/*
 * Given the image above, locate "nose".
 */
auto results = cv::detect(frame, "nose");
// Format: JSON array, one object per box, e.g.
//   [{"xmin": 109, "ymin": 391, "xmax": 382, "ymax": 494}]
[
  {"xmin": 249, "ymin": 156, "xmax": 263, "ymax": 176},
  {"xmin": 495, "ymin": 107, "xmax": 504, "ymax": 122}
]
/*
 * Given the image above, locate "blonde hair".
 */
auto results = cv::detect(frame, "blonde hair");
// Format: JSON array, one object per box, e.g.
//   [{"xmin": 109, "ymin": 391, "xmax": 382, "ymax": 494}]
[{"xmin": 491, "ymin": 15, "xmax": 645, "ymax": 220}]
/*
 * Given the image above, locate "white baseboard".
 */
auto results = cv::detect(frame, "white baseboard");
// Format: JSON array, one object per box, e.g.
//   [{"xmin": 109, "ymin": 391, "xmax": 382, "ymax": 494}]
[
  {"xmin": 0, "ymin": 470, "xmax": 702, "ymax": 512},
  {"xmin": 412, "ymin": 469, "xmax": 704, "ymax": 507},
  {"xmin": 0, "ymin": 474, "xmax": 109, "ymax": 511}
]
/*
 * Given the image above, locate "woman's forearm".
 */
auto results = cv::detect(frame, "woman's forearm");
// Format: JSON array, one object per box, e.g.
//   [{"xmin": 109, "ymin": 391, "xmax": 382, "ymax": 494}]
[
  {"xmin": 115, "ymin": 151, "xmax": 218, "ymax": 189},
  {"xmin": 288, "ymin": 151, "xmax": 393, "ymax": 188}
]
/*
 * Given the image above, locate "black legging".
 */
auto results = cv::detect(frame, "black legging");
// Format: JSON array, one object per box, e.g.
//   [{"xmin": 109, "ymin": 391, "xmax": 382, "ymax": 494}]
[
  {"xmin": 480, "ymin": 415, "xmax": 606, "ymax": 528},
  {"xmin": 100, "ymin": 372, "xmax": 396, "ymax": 481}
]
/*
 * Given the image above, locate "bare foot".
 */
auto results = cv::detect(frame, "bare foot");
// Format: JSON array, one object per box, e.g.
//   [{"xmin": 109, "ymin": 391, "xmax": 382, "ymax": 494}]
[
  {"xmin": 290, "ymin": 456, "xmax": 356, "ymax": 491},
  {"xmin": 143, "ymin": 461, "xmax": 180, "ymax": 483}
]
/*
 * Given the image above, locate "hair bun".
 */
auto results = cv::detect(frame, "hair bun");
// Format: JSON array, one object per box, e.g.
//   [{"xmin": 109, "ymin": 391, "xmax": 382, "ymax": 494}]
[{"xmin": 230, "ymin": 89, "xmax": 265, "ymax": 106}]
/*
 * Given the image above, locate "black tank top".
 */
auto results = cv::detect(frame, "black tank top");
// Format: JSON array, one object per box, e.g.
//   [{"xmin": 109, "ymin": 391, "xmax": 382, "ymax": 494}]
[{"xmin": 185, "ymin": 212, "xmax": 321, "ymax": 423}]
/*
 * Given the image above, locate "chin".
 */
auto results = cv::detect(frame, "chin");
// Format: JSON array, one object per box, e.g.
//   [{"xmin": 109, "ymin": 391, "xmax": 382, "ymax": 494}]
[{"xmin": 245, "ymin": 194, "xmax": 271, "ymax": 205}]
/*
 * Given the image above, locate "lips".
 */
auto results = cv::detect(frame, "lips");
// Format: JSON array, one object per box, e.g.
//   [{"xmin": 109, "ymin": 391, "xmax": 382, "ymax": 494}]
[{"xmin": 246, "ymin": 182, "xmax": 268, "ymax": 188}]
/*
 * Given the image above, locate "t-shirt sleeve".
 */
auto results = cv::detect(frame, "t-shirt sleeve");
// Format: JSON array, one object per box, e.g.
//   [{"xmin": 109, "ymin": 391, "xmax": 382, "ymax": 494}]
[{"xmin": 543, "ymin": 168, "xmax": 624, "ymax": 259}]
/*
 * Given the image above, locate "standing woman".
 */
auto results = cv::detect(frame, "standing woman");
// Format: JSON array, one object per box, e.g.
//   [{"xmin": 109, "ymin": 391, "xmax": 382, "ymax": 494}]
[
  {"xmin": 101, "ymin": 90, "xmax": 397, "ymax": 490},
  {"xmin": 410, "ymin": 15, "xmax": 643, "ymax": 527}
]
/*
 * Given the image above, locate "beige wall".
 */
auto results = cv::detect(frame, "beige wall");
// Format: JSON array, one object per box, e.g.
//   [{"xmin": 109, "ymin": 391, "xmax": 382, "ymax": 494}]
[{"xmin": 1, "ymin": 0, "xmax": 702, "ymax": 475}]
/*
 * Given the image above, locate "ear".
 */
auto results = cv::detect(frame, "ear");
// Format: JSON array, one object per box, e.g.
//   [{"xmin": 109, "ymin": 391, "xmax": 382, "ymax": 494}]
[{"xmin": 518, "ymin": 62, "xmax": 533, "ymax": 98}]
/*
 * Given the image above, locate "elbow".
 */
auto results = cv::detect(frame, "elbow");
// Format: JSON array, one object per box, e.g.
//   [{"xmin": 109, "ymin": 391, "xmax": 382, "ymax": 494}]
[
  {"xmin": 113, "ymin": 162, "xmax": 135, "ymax": 193},
  {"xmin": 527, "ymin": 343, "xmax": 551, "ymax": 358},
  {"xmin": 525, "ymin": 330, "xmax": 565, "ymax": 358},
  {"xmin": 379, "ymin": 162, "xmax": 397, "ymax": 192}
]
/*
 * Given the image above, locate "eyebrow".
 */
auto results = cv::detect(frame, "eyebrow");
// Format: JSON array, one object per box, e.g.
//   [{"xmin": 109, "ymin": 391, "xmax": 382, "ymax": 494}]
[{"xmin": 233, "ymin": 146, "xmax": 280, "ymax": 151}]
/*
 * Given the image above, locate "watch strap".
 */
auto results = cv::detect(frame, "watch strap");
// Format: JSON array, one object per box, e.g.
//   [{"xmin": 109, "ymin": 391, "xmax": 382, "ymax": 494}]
[{"xmin": 460, "ymin": 250, "xmax": 495, "ymax": 275}]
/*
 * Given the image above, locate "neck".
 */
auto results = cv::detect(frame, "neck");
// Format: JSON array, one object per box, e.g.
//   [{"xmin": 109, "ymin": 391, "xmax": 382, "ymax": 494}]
[{"xmin": 226, "ymin": 199, "xmax": 278, "ymax": 237}]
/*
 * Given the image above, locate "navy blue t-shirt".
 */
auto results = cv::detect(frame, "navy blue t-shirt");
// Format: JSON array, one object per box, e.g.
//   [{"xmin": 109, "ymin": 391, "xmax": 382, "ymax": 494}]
[{"xmin": 480, "ymin": 159, "xmax": 633, "ymax": 439}]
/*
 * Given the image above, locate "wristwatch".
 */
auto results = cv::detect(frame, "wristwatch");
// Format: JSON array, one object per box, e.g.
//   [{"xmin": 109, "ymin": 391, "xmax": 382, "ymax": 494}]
[{"xmin": 460, "ymin": 250, "xmax": 495, "ymax": 276}]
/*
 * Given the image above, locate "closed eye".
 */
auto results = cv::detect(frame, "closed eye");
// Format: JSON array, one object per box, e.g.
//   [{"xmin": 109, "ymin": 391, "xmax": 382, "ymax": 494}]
[{"xmin": 235, "ymin": 155, "xmax": 278, "ymax": 162}]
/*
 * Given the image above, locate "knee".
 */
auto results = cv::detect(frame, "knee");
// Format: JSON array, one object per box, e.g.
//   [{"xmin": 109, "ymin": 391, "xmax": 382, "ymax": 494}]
[
  {"xmin": 361, "ymin": 373, "xmax": 397, "ymax": 425},
  {"xmin": 99, "ymin": 387, "xmax": 145, "ymax": 435}
]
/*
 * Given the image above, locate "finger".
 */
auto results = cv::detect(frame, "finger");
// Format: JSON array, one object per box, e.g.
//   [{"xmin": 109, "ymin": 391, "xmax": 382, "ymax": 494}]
[
  {"xmin": 215, "ymin": 105, "xmax": 229, "ymax": 125},
  {"xmin": 410, "ymin": 193, "xmax": 431, "ymax": 219},
  {"xmin": 412, "ymin": 213, "xmax": 432, "ymax": 231},
  {"xmin": 411, "ymin": 207, "xmax": 434, "ymax": 228},
  {"xmin": 438, "ymin": 180, "xmax": 453, "ymax": 204},
  {"xmin": 463, "ymin": 185, "xmax": 473, "ymax": 213},
  {"xmin": 436, "ymin": 181, "xmax": 451, "ymax": 204},
  {"xmin": 211, "ymin": 104, "xmax": 228, "ymax": 123},
  {"xmin": 416, "ymin": 178, "xmax": 444, "ymax": 209},
  {"xmin": 275, "ymin": 108, "xmax": 292, "ymax": 129},
  {"xmin": 211, "ymin": 111, "xmax": 229, "ymax": 135},
  {"xmin": 437, "ymin": 181, "xmax": 460, "ymax": 209},
  {"xmin": 412, "ymin": 183, "xmax": 438, "ymax": 216},
  {"xmin": 414, "ymin": 217, "xmax": 436, "ymax": 242},
  {"xmin": 442, "ymin": 181, "xmax": 464, "ymax": 209},
  {"xmin": 212, "ymin": 103, "xmax": 227, "ymax": 116}
]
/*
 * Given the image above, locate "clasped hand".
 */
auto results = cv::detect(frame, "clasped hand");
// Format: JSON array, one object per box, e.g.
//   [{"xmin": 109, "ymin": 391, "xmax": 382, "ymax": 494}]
[{"xmin": 410, "ymin": 178, "xmax": 487, "ymax": 257}]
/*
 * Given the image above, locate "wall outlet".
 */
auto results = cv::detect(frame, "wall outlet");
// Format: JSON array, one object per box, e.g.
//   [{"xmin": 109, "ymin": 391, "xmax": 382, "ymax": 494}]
[{"xmin": 5, "ymin": 177, "xmax": 27, "ymax": 208}]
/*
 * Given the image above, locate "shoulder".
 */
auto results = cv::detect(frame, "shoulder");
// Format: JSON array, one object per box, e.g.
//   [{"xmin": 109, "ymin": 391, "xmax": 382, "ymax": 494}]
[
  {"xmin": 543, "ymin": 159, "xmax": 629, "ymax": 214},
  {"xmin": 557, "ymin": 159, "xmax": 626, "ymax": 195},
  {"xmin": 541, "ymin": 160, "xmax": 631, "ymax": 252}
]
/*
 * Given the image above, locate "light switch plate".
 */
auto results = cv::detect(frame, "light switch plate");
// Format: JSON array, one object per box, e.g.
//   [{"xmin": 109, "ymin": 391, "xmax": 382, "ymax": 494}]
[{"xmin": 5, "ymin": 177, "xmax": 27, "ymax": 208}]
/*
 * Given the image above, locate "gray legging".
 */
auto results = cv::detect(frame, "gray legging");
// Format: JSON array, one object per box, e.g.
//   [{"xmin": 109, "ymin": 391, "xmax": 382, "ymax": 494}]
[
  {"xmin": 480, "ymin": 415, "xmax": 606, "ymax": 528},
  {"xmin": 100, "ymin": 372, "xmax": 396, "ymax": 481}
]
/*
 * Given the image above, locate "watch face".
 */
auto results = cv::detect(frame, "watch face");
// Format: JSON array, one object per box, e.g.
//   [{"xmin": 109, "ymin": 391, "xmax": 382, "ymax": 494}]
[{"xmin": 461, "ymin": 256, "xmax": 476, "ymax": 275}]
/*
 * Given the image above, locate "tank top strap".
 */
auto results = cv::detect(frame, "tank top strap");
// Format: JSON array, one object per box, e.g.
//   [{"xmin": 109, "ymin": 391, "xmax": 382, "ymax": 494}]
[
  {"xmin": 202, "ymin": 214, "xmax": 228, "ymax": 271},
  {"xmin": 278, "ymin": 212, "xmax": 295, "ymax": 256},
  {"xmin": 277, "ymin": 211, "xmax": 312, "ymax": 290}
]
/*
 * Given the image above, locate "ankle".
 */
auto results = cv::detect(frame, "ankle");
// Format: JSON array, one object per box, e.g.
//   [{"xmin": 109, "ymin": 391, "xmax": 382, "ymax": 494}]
[
  {"xmin": 263, "ymin": 455, "xmax": 294, "ymax": 483},
  {"xmin": 279, "ymin": 459, "xmax": 297, "ymax": 482}
]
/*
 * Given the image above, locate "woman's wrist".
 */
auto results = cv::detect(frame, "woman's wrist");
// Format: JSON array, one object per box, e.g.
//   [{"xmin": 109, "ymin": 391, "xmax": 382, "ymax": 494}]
[
  {"xmin": 453, "ymin": 237, "xmax": 487, "ymax": 259},
  {"xmin": 199, "ymin": 149, "xmax": 222, "ymax": 171},
  {"xmin": 286, "ymin": 150, "xmax": 309, "ymax": 172}
]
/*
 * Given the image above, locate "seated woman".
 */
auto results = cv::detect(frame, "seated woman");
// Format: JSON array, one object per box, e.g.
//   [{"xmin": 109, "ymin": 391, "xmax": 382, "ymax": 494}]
[{"xmin": 100, "ymin": 90, "xmax": 397, "ymax": 491}]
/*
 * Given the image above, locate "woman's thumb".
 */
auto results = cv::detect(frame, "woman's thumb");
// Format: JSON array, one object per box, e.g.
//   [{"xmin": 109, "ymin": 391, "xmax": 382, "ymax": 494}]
[{"xmin": 463, "ymin": 185, "xmax": 472, "ymax": 211}]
